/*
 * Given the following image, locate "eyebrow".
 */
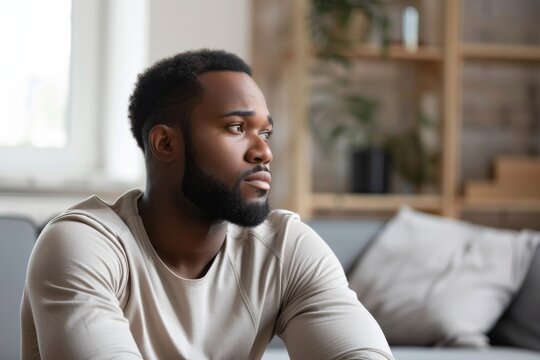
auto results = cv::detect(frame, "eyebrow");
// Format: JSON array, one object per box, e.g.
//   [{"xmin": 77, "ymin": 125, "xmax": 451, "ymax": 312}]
[{"xmin": 221, "ymin": 110, "xmax": 273, "ymax": 126}]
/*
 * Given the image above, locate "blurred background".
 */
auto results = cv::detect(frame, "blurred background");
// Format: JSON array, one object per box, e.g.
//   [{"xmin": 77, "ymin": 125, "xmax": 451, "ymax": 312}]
[{"xmin": 0, "ymin": 0, "xmax": 539, "ymax": 230}]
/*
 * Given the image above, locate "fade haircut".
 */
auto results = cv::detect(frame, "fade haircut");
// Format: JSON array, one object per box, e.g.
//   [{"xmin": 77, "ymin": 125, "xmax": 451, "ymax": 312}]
[{"xmin": 128, "ymin": 49, "xmax": 252, "ymax": 152}]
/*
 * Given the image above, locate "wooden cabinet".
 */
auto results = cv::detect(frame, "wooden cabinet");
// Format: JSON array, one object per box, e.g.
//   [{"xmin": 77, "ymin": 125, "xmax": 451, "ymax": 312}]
[{"xmin": 288, "ymin": 0, "xmax": 540, "ymax": 222}]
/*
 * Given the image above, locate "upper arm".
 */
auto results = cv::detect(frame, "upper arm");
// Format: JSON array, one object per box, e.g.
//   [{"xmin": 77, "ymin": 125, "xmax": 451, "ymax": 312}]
[
  {"xmin": 276, "ymin": 221, "xmax": 393, "ymax": 360},
  {"xmin": 23, "ymin": 219, "xmax": 142, "ymax": 359}
]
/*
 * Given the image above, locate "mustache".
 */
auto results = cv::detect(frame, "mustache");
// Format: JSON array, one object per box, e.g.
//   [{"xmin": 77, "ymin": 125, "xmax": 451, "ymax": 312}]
[{"xmin": 240, "ymin": 165, "xmax": 271, "ymax": 180}]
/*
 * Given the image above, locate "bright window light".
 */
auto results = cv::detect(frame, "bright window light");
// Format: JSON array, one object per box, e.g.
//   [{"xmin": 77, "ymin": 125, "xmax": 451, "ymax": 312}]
[{"xmin": 0, "ymin": 0, "xmax": 72, "ymax": 148}]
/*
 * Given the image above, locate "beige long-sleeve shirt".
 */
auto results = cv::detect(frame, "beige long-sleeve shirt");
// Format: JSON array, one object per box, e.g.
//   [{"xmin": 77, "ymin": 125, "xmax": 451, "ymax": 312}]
[{"xmin": 21, "ymin": 189, "xmax": 393, "ymax": 360}]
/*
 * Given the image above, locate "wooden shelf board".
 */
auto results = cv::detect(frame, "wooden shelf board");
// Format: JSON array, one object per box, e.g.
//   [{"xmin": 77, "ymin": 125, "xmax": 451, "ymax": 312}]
[
  {"xmin": 459, "ymin": 197, "xmax": 540, "ymax": 212},
  {"xmin": 315, "ymin": 45, "xmax": 444, "ymax": 61},
  {"xmin": 311, "ymin": 193, "xmax": 442, "ymax": 211},
  {"xmin": 461, "ymin": 43, "xmax": 540, "ymax": 61}
]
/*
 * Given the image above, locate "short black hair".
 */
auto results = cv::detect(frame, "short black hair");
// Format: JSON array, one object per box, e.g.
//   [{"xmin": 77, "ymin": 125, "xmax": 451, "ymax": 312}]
[{"xmin": 128, "ymin": 49, "xmax": 252, "ymax": 151}]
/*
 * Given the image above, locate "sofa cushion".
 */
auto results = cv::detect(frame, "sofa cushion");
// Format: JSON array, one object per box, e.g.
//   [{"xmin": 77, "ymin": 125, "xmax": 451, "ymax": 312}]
[
  {"xmin": 348, "ymin": 207, "xmax": 540, "ymax": 347},
  {"xmin": 489, "ymin": 242, "xmax": 540, "ymax": 351}
]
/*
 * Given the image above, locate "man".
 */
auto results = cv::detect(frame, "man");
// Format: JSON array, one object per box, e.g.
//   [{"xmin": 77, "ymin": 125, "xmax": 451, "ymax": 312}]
[{"xmin": 21, "ymin": 49, "xmax": 393, "ymax": 359}]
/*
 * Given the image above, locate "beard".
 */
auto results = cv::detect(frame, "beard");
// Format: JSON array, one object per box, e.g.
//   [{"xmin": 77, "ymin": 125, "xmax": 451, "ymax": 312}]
[{"xmin": 181, "ymin": 150, "xmax": 270, "ymax": 227}]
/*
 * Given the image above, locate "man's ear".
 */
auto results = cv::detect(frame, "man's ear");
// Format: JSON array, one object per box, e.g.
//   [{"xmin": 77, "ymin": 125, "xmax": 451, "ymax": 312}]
[{"xmin": 147, "ymin": 124, "xmax": 183, "ymax": 163}]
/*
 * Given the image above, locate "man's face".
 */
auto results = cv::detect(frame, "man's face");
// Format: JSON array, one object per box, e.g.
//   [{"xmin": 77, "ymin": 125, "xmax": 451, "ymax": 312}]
[{"xmin": 180, "ymin": 71, "xmax": 273, "ymax": 227}]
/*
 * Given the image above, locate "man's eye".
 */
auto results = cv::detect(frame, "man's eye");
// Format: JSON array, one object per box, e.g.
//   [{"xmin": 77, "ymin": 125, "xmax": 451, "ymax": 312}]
[
  {"xmin": 260, "ymin": 131, "xmax": 272, "ymax": 141},
  {"xmin": 228, "ymin": 124, "xmax": 243, "ymax": 133}
]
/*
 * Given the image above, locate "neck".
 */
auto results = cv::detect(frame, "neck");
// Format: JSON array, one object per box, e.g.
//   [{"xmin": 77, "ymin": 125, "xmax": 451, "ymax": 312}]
[{"xmin": 138, "ymin": 186, "xmax": 228, "ymax": 279}]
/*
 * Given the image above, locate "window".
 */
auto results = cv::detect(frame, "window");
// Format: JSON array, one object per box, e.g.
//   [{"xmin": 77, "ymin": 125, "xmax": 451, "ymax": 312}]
[
  {"xmin": 0, "ymin": 0, "xmax": 146, "ymax": 187},
  {"xmin": 0, "ymin": 0, "xmax": 71, "ymax": 148},
  {"xmin": 0, "ymin": 0, "xmax": 101, "ymax": 183}
]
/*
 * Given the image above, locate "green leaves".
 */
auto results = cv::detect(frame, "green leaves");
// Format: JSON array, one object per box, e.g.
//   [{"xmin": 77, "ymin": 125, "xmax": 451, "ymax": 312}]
[
  {"xmin": 310, "ymin": 0, "xmax": 390, "ymax": 56},
  {"xmin": 344, "ymin": 94, "xmax": 378, "ymax": 126},
  {"xmin": 309, "ymin": 62, "xmax": 379, "ymax": 149}
]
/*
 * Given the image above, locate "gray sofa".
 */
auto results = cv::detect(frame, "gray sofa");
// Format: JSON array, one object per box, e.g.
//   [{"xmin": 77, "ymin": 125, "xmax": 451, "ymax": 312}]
[
  {"xmin": 1, "ymin": 216, "xmax": 36, "ymax": 360},
  {"xmin": 263, "ymin": 218, "xmax": 540, "ymax": 360}
]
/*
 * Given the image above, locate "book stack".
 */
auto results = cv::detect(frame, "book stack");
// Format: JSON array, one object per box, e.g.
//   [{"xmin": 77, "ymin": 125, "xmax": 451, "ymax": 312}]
[{"xmin": 465, "ymin": 157, "xmax": 540, "ymax": 199}]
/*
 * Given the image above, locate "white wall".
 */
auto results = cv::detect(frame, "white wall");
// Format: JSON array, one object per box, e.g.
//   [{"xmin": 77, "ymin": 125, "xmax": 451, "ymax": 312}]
[
  {"xmin": 101, "ymin": 0, "xmax": 149, "ymax": 184},
  {"xmin": 148, "ymin": 0, "xmax": 251, "ymax": 63}
]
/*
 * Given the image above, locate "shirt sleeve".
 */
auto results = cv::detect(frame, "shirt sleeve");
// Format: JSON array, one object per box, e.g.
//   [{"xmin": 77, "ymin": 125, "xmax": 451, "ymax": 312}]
[
  {"xmin": 23, "ymin": 217, "xmax": 143, "ymax": 360},
  {"xmin": 275, "ymin": 219, "xmax": 394, "ymax": 360}
]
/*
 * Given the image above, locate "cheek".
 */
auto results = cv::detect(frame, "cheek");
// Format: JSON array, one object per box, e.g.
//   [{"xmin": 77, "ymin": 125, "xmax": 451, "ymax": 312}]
[{"xmin": 193, "ymin": 135, "xmax": 246, "ymax": 183}]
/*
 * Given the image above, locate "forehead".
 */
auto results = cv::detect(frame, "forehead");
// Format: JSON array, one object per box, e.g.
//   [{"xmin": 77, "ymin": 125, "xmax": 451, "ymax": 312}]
[{"xmin": 197, "ymin": 71, "xmax": 267, "ymax": 110}]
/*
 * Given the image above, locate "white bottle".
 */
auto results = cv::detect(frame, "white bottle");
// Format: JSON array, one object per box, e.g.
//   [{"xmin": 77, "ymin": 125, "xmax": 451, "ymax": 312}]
[{"xmin": 403, "ymin": 5, "xmax": 419, "ymax": 52}]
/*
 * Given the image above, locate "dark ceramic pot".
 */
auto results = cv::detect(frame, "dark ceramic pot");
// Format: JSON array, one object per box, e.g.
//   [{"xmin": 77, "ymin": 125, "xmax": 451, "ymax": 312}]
[{"xmin": 351, "ymin": 147, "xmax": 392, "ymax": 193}]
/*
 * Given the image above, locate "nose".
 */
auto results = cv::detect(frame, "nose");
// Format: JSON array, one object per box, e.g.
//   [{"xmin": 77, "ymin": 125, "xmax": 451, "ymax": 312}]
[{"xmin": 245, "ymin": 134, "xmax": 273, "ymax": 165}]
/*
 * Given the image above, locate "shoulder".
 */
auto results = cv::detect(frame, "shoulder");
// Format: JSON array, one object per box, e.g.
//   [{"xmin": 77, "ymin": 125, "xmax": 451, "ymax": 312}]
[
  {"xmin": 41, "ymin": 189, "xmax": 142, "ymax": 261},
  {"xmin": 54, "ymin": 189, "xmax": 141, "ymax": 235},
  {"xmin": 26, "ymin": 192, "xmax": 139, "ymax": 298},
  {"xmin": 39, "ymin": 189, "xmax": 142, "ymax": 252},
  {"xmin": 34, "ymin": 192, "xmax": 130, "ymax": 266}
]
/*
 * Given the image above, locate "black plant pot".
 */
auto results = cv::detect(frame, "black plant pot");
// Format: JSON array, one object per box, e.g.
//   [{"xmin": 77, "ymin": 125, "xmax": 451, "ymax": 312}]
[{"xmin": 351, "ymin": 147, "xmax": 392, "ymax": 193}]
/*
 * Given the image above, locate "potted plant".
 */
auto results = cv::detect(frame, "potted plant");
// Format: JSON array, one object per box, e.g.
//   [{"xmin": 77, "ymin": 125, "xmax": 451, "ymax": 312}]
[
  {"xmin": 308, "ymin": 0, "xmax": 397, "ymax": 194},
  {"xmin": 310, "ymin": 63, "xmax": 392, "ymax": 193}
]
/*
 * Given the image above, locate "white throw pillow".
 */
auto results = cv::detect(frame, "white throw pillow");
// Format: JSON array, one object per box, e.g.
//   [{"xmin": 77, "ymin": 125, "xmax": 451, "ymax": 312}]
[{"xmin": 348, "ymin": 207, "xmax": 540, "ymax": 347}]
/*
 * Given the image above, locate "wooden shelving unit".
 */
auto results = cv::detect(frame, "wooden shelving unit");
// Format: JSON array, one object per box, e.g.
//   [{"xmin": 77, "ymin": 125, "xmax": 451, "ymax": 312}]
[
  {"xmin": 324, "ymin": 45, "xmax": 444, "ymax": 61},
  {"xmin": 312, "ymin": 194, "xmax": 441, "ymax": 212},
  {"xmin": 458, "ymin": 198, "xmax": 540, "ymax": 213},
  {"xmin": 461, "ymin": 44, "xmax": 540, "ymax": 61},
  {"xmin": 289, "ymin": 0, "xmax": 540, "ymax": 220}
]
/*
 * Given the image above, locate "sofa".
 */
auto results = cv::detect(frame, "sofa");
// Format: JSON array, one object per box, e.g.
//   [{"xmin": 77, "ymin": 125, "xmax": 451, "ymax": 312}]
[
  {"xmin": 0, "ymin": 216, "xmax": 36, "ymax": 360},
  {"xmin": 263, "ymin": 216, "xmax": 540, "ymax": 360},
  {"xmin": 2, "ymin": 214, "xmax": 539, "ymax": 360}
]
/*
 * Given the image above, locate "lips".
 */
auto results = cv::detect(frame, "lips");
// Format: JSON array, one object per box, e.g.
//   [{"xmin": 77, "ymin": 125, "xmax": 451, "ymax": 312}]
[{"xmin": 243, "ymin": 171, "xmax": 272, "ymax": 191}]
